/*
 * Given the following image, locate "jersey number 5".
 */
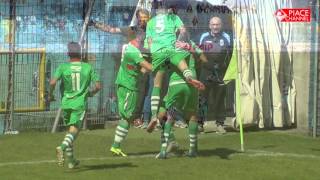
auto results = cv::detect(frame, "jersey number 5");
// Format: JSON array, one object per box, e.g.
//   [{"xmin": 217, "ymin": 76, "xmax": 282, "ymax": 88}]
[{"xmin": 155, "ymin": 16, "xmax": 165, "ymax": 33}]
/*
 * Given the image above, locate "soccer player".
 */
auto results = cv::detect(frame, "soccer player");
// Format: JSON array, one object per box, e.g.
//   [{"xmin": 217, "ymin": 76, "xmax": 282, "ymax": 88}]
[
  {"xmin": 49, "ymin": 42, "xmax": 101, "ymax": 169},
  {"xmin": 155, "ymin": 37, "xmax": 208, "ymax": 159},
  {"xmin": 110, "ymin": 32, "xmax": 153, "ymax": 157},
  {"xmin": 146, "ymin": 2, "xmax": 205, "ymax": 132},
  {"xmin": 91, "ymin": 8, "xmax": 152, "ymax": 128}
]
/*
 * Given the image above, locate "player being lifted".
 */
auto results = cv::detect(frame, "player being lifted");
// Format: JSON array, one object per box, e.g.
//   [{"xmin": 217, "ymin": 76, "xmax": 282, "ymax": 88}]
[
  {"xmin": 145, "ymin": 1, "xmax": 205, "ymax": 132},
  {"xmin": 110, "ymin": 32, "xmax": 152, "ymax": 157},
  {"xmin": 155, "ymin": 34, "xmax": 208, "ymax": 159},
  {"xmin": 49, "ymin": 42, "xmax": 101, "ymax": 169}
]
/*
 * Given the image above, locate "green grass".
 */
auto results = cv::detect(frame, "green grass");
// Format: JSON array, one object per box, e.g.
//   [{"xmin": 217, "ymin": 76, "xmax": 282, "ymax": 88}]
[{"xmin": 1, "ymin": 128, "xmax": 320, "ymax": 180}]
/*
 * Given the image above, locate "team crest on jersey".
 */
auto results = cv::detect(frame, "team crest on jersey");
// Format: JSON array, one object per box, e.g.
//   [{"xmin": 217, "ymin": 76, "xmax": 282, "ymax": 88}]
[
  {"xmin": 127, "ymin": 64, "xmax": 136, "ymax": 70},
  {"xmin": 219, "ymin": 39, "xmax": 224, "ymax": 47}
]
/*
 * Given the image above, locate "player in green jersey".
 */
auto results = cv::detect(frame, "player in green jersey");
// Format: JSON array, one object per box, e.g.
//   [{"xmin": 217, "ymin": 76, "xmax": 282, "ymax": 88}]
[
  {"xmin": 155, "ymin": 36, "xmax": 208, "ymax": 159},
  {"xmin": 110, "ymin": 32, "xmax": 153, "ymax": 157},
  {"xmin": 49, "ymin": 42, "xmax": 101, "ymax": 169},
  {"xmin": 145, "ymin": 2, "xmax": 205, "ymax": 132}
]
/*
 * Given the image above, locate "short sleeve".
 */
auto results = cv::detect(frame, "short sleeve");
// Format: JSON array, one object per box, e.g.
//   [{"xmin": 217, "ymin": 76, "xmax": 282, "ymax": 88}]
[
  {"xmin": 53, "ymin": 65, "xmax": 63, "ymax": 80},
  {"xmin": 129, "ymin": 47, "xmax": 144, "ymax": 65}
]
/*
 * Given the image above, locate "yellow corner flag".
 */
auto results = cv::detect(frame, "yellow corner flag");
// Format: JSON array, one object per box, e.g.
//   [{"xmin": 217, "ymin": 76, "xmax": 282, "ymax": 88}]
[
  {"xmin": 223, "ymin": 44, "xmax": 244, "ymax": 152},
  {"xmin": 223, "ymin": 45, "xmax": 238, "ymax": 83}
]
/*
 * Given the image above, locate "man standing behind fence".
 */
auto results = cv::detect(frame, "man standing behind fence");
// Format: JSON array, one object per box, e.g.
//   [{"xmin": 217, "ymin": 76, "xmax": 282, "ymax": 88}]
[
  {"xmin": 48, "ymin": 42, "xmax": 101, "ymax": 169},
  {"xmin": 198, "ymin": 16, "xmax": 231, "ymax": 134}
]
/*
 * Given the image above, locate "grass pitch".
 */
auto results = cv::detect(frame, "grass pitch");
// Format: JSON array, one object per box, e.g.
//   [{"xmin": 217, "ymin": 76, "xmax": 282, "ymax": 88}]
[{"xmin": 1, "ymin": 127, "xmax": 320, "ymax": 180}]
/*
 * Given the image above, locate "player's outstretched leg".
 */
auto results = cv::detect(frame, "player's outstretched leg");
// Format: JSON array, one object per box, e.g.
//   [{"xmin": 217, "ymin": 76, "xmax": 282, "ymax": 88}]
[{"xmin": 110, "ymin": 119, "xmax": 129, "ymax": 157}]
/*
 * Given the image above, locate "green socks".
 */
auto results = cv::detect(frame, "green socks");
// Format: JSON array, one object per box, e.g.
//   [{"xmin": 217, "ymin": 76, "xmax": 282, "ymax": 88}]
[
  {"xmin": 151, "ymin": 87, "xmax": 161, "ymax": 118},
  {"xmin": 112, "ymin": 119, "xmax": 129, "ymax": 148},
  {"xmin": 188, "ymin": 121, "xmax": 198, "ymax": 153}
]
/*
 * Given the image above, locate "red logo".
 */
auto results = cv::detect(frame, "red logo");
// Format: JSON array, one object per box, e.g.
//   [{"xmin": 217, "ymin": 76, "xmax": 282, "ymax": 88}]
[
  {"xmin": 126, "ymin": 64, "xmax": 136, "ymax": 70},
  {"xmin": 275, "ymin": 8, "xmax": 311, "ymax": 22}
]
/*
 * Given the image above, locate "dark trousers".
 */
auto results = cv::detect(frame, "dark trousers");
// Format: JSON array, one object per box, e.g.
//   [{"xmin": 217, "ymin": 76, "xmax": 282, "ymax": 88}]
[
  {"xmin": 142, "ymin": 74, "xmax": 154, "ymax": 123},
  {"xmin": 199, "ymin": 83, "xmax": 226, "ymax": 125}
]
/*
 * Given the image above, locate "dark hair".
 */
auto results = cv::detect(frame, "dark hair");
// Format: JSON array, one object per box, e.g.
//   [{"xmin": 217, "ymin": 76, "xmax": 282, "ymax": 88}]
[
  {"xmin": 136, "ymin": 8, "xmax": 150, "ymax": 18},
  {"xmin": 67, "ymin": 42, "xmax": 81, "ymax": 58}
]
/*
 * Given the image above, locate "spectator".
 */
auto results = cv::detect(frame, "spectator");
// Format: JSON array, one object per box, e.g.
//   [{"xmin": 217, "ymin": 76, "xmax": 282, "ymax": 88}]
[{"xmin": 198, "ymin": 16, "xmax": 231, "ymax": 134}]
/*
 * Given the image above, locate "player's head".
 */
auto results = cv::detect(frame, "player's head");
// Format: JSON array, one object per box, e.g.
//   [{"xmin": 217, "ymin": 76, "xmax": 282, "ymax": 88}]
[
  {"xmin": 67, "ymin": 42, "xmax": 81, "ymax": 59},
  {"xmin": 136, "ymin": 9, "xmax": 150, "ymax": 29},
  {"xmin": 130, "ymin": 31, "xmax": 146, "ymax": 50},
  {"xmin": 164, "ymin": 1, "xmax": 178, "ymax": 14},
  {"xmin": 209, "ymin": 16, "xmax": 222, "ymax": 35},
  {"xmin": 155, "ymin": 0, "xmax": 178, "ymax": 14}
]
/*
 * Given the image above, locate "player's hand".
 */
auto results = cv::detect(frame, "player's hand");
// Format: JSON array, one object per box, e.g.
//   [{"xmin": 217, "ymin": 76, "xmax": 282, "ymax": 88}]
[
  {"xmin": 186, "ymin": 78, "xmax": 206, "ymax": 91},
  {"xmin": 175, "ymin": 40, "xmax": 191, "ymax": 51}
]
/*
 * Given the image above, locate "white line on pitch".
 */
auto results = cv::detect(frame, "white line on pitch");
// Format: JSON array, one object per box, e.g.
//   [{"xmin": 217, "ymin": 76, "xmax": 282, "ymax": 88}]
[
  {"xmin": 0, "ymin": 154, "xmax": 156, "ymax": 167},
  {"xmin": 0, "ymin": 150, "xmax": 320, "ymax": 167}
]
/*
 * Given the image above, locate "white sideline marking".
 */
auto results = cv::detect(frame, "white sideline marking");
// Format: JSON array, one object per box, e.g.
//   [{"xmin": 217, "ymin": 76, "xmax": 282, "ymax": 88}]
[
  {"xmin": 0, "ymin": 150, "xmax": 319, "ymax": 167},
  {"xmin": 0, "ymin": 154, "xmax": 156, "ymax": 167},
  {"xmin": 240, "ymin": 150, "xmax": 320, "ymax": 159}
]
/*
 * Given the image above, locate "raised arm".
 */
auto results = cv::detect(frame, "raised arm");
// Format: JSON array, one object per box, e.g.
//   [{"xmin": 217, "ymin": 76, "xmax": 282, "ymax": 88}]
[{"xmin": 92, "ymin": 21, "xmax": 122, "ymax": 33}]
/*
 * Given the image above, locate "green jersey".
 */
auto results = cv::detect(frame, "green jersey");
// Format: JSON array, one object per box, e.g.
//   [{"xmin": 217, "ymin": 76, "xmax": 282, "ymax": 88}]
[
  {"xmin": 54, "ymin": 61, "xmax": 100, "ymax": 110},
  {"xmin": 168, "ymin": 41, "xmax": 202, "ymax": 85},
  {"xmin": 115, "ymin": 43, "xmax": 144, "ymax": 91},
  {"xmin": 146, "ymin": 13, "xmax": 184, "ymax": 53}
]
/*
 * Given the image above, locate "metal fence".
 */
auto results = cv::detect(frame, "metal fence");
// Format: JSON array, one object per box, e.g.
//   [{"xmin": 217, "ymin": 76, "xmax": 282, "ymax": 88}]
[{"xmin": 0, "ymin": 0, "xmax": 236, "ymax": 132}]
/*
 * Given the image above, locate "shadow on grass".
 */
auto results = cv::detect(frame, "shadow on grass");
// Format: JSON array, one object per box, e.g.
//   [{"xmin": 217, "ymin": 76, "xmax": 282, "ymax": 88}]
[
  {"xmin": 311, "ymin": 148, "xmax": 320, "ymax": 152},
  {"xmin": 198, "ymin": 148, "xmax": 241, "ymax": 159},
  {"xmin": 126, "ymin": 151, "xmax": 159, "ymax": 156},
  {"xmin": 71, "ymin": 162, "xmax": 138, "ymax": 172},
  {"xmin": 172, "ymin": 148, "xmax": 240, "ymax": 159}
]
